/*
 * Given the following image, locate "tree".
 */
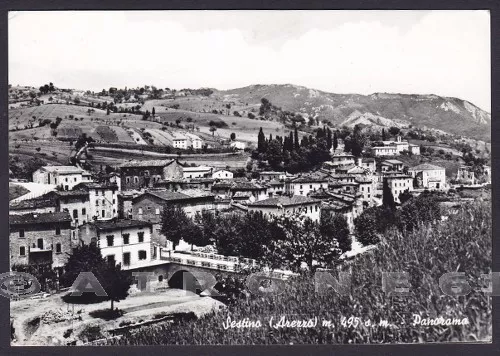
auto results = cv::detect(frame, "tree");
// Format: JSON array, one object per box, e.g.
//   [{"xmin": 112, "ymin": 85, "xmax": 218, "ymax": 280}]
[
  {"xmin": 354, "ymin": 206, "xmax": 396, "ymax": 246},
  {"xmin": 257, "ymin": 127, "xmax": 266, "ymax": 153},
  {"xmin": 267, "ymin": 215, "xmax": 341, "ymax": 272},
  {"xmin": 397, "ymin": 192, "xmax": 441, "ymax": 232},
  {"xmin": 382, "ymin": 178, "xmax": 396, "ymax": 210},
  {"xmin": 389, "ymin": 126, "xmax": 401, "ymax": 137},
  {"xmin": 230, "ymin": 132, "xmax": 236, "ymax": 141},
  {"xmin": 294, "ymin": 126, "xmax": 299, "ymax": 150},
  {"xmin": 209, "ymin": 126, "xmax": 217, "ymax": 136},
  {"xmin": 319, "ymin": 212, "xmax": 351, "ymax": 253},
  {"xmin": 160, "ymin": 204, "xmax": 195, "ymax": 248},
  {"xmin": 152, "ymin": 107, "xmax": 155, "ymax": 116},
  {"xmin": 61, "ymin": 244, "xmax": 132, "ymax": 310},
  {"xmin": 175, "ymin": 118, "xmax": 181, "ymax": 126},
  {"xmin": 106, "ymin": 108, "xmax": 110, "ymax": 115},
  {"xmin": 265, "ymin": 139, "xmax": 284, "ymax": 169},
  {"xmin": 333, "ymin": 131, "xmax": 338, "ymax": 152},
  {"xmin": 382, "ymin": 128, "xmax": 387, "ymax": 141}
]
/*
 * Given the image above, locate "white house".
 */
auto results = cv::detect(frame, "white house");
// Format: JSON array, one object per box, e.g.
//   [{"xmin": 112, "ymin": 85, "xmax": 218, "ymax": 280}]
[
  {"xmin": 212, "ymin": 169, "xmax": 233, "ymax": 180},
  {"xmin": 79, "ymin": 219, "xmax": 158, "ymax": 269},
  {"xmin": 408, "ymin": 163, "xmax": 447, "ymax": 190},
  {"xmin": 182, "ymin": 166, "xmax": 213, "ymax": 179},
  {"xmin": 33, "ymin": 165, "xmax": 92, "ymax": 191},
  {"xmin": 328, "ymin": 153, "xmax": 355, "ymax": 167},
  {"xmin": 384, "ymin": 174, "xmax": 414, "ymax": 203},
  {"xmin": 372, "ymin": 145, "xmax": 398, "ymax": 156},
  {"xmin": 185, "ymin": 133, "xmax": 203, "ymax": 149},
  {"xmin": 285, "ymin": 176, "xmax": 328, "ymax": 196},
  {"xmin": 172, "ymin": 133, "xmax": 188, "ymax": 149},
  {"xmin": 248, "ymin": 195, "xmax": 321, "ymax": 221},
  {"xmin": 75, "ymin": 182, "xmax": 119, "ymax": 221},
  {"xmin": 230, "ymin": 141, "xmax": 246, "ymax": 150}
]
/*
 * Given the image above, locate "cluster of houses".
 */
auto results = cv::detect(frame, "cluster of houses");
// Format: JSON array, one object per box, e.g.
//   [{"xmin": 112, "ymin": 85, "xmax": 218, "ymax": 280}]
[
  {"xmin": 371, "ymin": 136, "xmax": 421, "ymax": 156},
  {"xmin": 9, "ymin": 148, "xmax": 455, "ymax": 274}
]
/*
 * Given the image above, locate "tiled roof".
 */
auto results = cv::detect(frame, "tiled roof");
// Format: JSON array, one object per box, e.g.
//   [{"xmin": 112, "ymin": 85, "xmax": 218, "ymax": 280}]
[
  {"xmin": 248, "ymin": 195, "xmax": 319, "ymax": 207},
  {"xmin": 91, "ymin": 219, "xmax": 152, "ymax": 231},
  {"xmin": 291, "ymin": 175, "xmax": 328, "ymax": 183},
  {"xmin": 383, "ymin": 159, "xmax": 404, "ymax": 165},
  {"xmin": 181, "ymin": 189, "xmax": 215, "ymax": 198},
  {"xmin": 73, "ymin": 182, "xmax": 118, "ymax": 190},
  {"xmin": 9, "ymin": 196, "xmax": 57, "ymax": 210},
  {"xmin": 39, "ymin": 165, "xmax": 84, "ymax": 174},
  {"xmin": 183, "ymin": 166, "xmax": 213, "ymax": 172},
  {"xmin": 9, "ymin": 212, "xmax": 72, "ymax": 225},
  {"xmin": 409, "ymin": 163, "xmax": 444, "ymax": 171},
  {"xmin": 54, "ymin": 189, "xmax": 89, "ymax": 197}
]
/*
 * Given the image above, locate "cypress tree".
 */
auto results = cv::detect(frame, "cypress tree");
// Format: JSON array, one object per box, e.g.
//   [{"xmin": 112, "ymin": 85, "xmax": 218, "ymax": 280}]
[
  {"xmin": 326, "ymin": 127, "xmax": 332, "ymax": 149},
  {"xmin": 294, "ymin": 127, "xmax": 299, "ymax": 150},
  {"xmin": 258, "ymin": 127, "xmax": 266, "ymax": 153},
  {"xmin": 382, "ymin": 178, "xmax": 396, "ymax": 211},
  {"xmin": 333, "ymin": 131, "xmax": 338, "ymax": 152}
]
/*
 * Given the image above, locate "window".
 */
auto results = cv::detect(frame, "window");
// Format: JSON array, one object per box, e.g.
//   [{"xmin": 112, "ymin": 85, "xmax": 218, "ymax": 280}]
[
  {"xmin": 123, "ymin": 234, "xmax": 130, "ymax": 244},
  {"xmin": 19, "ymin": 229, "xmax": 25, "ymax": 238},
  {"xmin": 155, "ymin": 208, "xmax": 160, "ymax": 215},
  {"xmin": 96, "ymin": 200, "xmax": 99, "ymax": 206},
  {"xmin": 65, "ymin": 177, "xmax": 68, "ymax": 182},
  {"xmin": 19, "ymin": 246, "xmax": 25, "ymax": 256},
  {"xmin": 55, "ymin": 227, "xmax": 61, "ymax": 235},
  {"xmin": 37, "ymin": 238, "xmax": 44, "ymax": 249},
  {"xmin": 112, "ymin": 199, "xmax": 116, "ymax": 204},
  {"xmin": 138, "ymin": 250, "xmax": 147, "ymax": 260},
  {"xmin": 82, "ymin": 208, "xmax": 86, "ymax": 215},
  {"xmin": 107, "ymin": 255, "xmax": 115, "ymax": 266},
  {"xmin": 74, "ymin": 177, "xmax": 77, "ymax": 182},
  {"xmin": 310, "ymin": 185, "xmax": 313, "ymax": 189},
  {"xmin": 102, "ymin": 210, "xmax": 105, "ymax": 218},
  {"xmin": 73, "ymin": 209, "xmax": 78, "ymax": 218},
  {"xmin": 138, "ymin": 208, "xmax": 143, "ymax": 215},
  {"xmin": 147, "ymin": 206, "xmax": 151, "ymax": 210},
  {"xmin": 126, "ymin": 177, "xmax": 130, "ymax": 183},
  {"xmin": 106, "ymin": 235, "xmax": 114, "ymax": 247},
  {"xmin": 123, "ymin": 252, "xmax": 131, "ymax": 266},
  {"xmin": 56, "ymin": 243, "xmax": 61, "ymax": 253},
  {"xmin": 72, "ymin": 230, "xmax": 77, "ymax": 240},
  {"xmin": 134, "ymin": 176, "xmax": 139, "ymax": 183},
  {"xmin": 138, "ymin": 232, "xmax": 144, "ymax": 242}
]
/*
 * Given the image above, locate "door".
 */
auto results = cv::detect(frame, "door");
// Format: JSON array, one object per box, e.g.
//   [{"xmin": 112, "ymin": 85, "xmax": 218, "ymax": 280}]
[
  {"xmin": 37, "ymin": 238, "xmax": 43, "ymax": 250},
  {"xmin": 123, "ymin": 252, "xmax": 130, "ymax": 266}
]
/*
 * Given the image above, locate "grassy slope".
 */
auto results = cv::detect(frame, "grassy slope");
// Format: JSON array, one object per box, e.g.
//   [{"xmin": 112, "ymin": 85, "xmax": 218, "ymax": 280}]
[{"xmin": 109, "ymin": 201, "xmax": 491, "ymax": 345}]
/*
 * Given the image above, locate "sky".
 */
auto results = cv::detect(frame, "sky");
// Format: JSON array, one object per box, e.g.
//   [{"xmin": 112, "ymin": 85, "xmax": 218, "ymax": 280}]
[{"xmin": 9, "ymin": 10, "xmax": 491, "ymax": 112}]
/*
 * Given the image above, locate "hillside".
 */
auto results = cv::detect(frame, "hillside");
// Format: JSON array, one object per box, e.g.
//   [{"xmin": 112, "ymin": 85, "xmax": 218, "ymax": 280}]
[{"xmin": 214, "ymin": 84, "xmax": 491, "ymax": 142}]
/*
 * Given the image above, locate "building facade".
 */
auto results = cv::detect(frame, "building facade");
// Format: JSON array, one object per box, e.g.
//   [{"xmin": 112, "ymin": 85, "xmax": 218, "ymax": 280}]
[
  {"xmin": 408, "ymin": 163, "xmax": 447, "ymax": 190},
  {"xmin": 119, "ymin": 159, "xmax": 183, "ymax": 190},
  {"xmin": 248, "ymin": 196, "xmax": 322, "ymax": 221},
  {"xmin": 9, "ymin": 212, "xmax": 75, "ymax": 269},
  {"xmin": 33, "ymin": 165, "xmax": 92, "ymax": 191}
]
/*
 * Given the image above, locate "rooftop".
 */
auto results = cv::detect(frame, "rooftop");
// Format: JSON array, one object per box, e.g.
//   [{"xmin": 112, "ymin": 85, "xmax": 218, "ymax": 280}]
[
  {"xmin": 9, "ymin": 196, "xmax": 57, "ymax": 210},
  {"xmin": 90, "ymin": 219, "xmax": 152, "ymax": 231},
  {"xmin": 409, "ymin": 163, "xmax": 445, "ymax": 171},
  {"xmin": 9, "ymin": 211, "xmax": 72, "ymax": 225},
  {"xmin": 39, "ymin": 165, "xmax": 84, "ymax": 174},
  {"xmin": 248, "ymin": 195, "xmax": 319, "ymax": 207},
  {"xmin": 383, "ymin": 159, "xmax": 404, "ymax": 165},
  {"xmin": 183, "ymin": 166, "xmax": 213, "ymax": 172}
]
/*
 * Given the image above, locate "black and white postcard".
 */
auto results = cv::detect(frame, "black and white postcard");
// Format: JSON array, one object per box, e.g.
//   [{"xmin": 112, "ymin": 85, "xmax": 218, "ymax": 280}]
[{"xmin": 6, "ymin": 10, "xmax": 492, "ymax": 346}]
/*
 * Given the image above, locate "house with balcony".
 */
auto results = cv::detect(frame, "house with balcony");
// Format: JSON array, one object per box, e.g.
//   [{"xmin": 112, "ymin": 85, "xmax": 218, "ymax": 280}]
[{"xmin": 9, "ymin": 212, "xmax": 75, "ymax": 270}]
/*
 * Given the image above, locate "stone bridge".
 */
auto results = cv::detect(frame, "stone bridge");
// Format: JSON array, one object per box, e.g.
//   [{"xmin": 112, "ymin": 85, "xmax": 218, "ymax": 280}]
[{"xmin": 126, "ymin": 251, "xmax": 294, "ymax": 293}]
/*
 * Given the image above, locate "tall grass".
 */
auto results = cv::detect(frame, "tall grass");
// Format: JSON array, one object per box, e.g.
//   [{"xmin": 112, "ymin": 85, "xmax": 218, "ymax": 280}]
[{"xmin": 108, "ymin": 202, "xmax": 491, "ymax": 345}]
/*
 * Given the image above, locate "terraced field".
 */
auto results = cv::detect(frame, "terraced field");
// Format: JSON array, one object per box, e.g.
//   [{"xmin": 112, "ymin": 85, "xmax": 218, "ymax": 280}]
[
  {"xmin": 144, "ymin": 129, "xmax": 170, "ymax": 146},
  {"xmin": 96, "ymin": 126, "xmax": 119, "ymax": 142},
  {"xmin": 111, "ymin": 126, "xmax": 135, "ymax": 143},
  {"xmin": 127, "ymin": 129, "xmax": 148, "ymax": 145}
]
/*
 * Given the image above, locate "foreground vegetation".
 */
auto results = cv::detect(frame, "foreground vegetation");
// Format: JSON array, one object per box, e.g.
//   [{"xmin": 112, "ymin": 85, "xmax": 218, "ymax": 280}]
[{"xmin": 108, "ymin": 201, "xmax": 491, "ymax": 344}]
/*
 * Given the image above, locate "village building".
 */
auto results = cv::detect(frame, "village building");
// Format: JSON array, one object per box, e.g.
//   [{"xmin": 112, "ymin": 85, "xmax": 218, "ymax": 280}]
[
  {"xmin": 372, "ymin": 145, "xmax": 398, "ymax": 156},
  {"xmin": 408, "ymin": 163, "xmax": 447, "ymax": 190},
  {"xmin": 211, "ymin": 181, "xmax": 268, "ymax": 202},
  {"xmin": 79, "ymin": 220, "xmax": 157, "ymax": 269},
  {"xmin": 355, "ymin": 176, "xmax": 375, "ymax": 205},
  {"xmin": 456, "ymin": 166, "xmax": 476, "ymax": 184},
  {"xmin": 328, "ymin": 153, "xmax": 355, "ymax": 168},
  {"xmin": 372, "ymin": 137, "xmax": 420, "ymax": 156},
  {"xmin": 172, "ymin": 133, "xmax": 188, "ymax": 149},
  {"xmin": 230, "ymin": 141, "xmax": 246, "ymax": 150},
  {"xmin": 265, "ymin": 180, "xmax": 286, "ymax": 197},
  {"xmin": 182, "ymin": 166, "xmax": 213, "ymax": 179},
  {"xmin": 383, "ymin": 174, "xmax": 414, "ymax": 203},
  {"xmin": 32, "ymin": 165, "xmax": 92, "ymax": 191},
  {"xmin": 212, "ymin": 169, "xmax": 234, "ymax": 180},
  {"xmin": 357, "ymin": 157, "xmax": 376, "ymax": 172},
  {"xmin": 285, "ymin": 176, "xmax": 328, "ymax": 196},
  {"xmin": 247, "ymin": 195, "xmax": 321, "ymax": 221},
  {"xmin": 9, "ymin": 212, "xmax": 75, "ymax": 270},
  {"xmin": 131, "ymin": 189, "xmax": 215, "ymax": 249},
  {"xmin": 185, "ymin": 133, "xmax": 203, "ymax": 149},
  {"xmin": 119, "ymin": 159, "xmax": 183, "ymax": 190},
  {"xmin": 9, "ymin": 196, "xmax": 57, "ymax": 215},
  {"xmin": 74, "ymin": 182, "xmax": 119, "ymax": 221},
  {"xmin": 380, "ymin": 159, "xmax": 405, "ymax": 172},
  {"xmin": 259, "ymin": 171, "xmax": 287, "ymax": 181},
  {"xmin": 154, "ymin": 178, "xmax": 214, "ymax": 192}
]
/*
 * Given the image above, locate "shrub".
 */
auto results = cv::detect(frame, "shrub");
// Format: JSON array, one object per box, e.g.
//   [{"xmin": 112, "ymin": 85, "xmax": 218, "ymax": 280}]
[{"xmin": 89, "ymin": 308, "xmax": 124, "ymax": 321}]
